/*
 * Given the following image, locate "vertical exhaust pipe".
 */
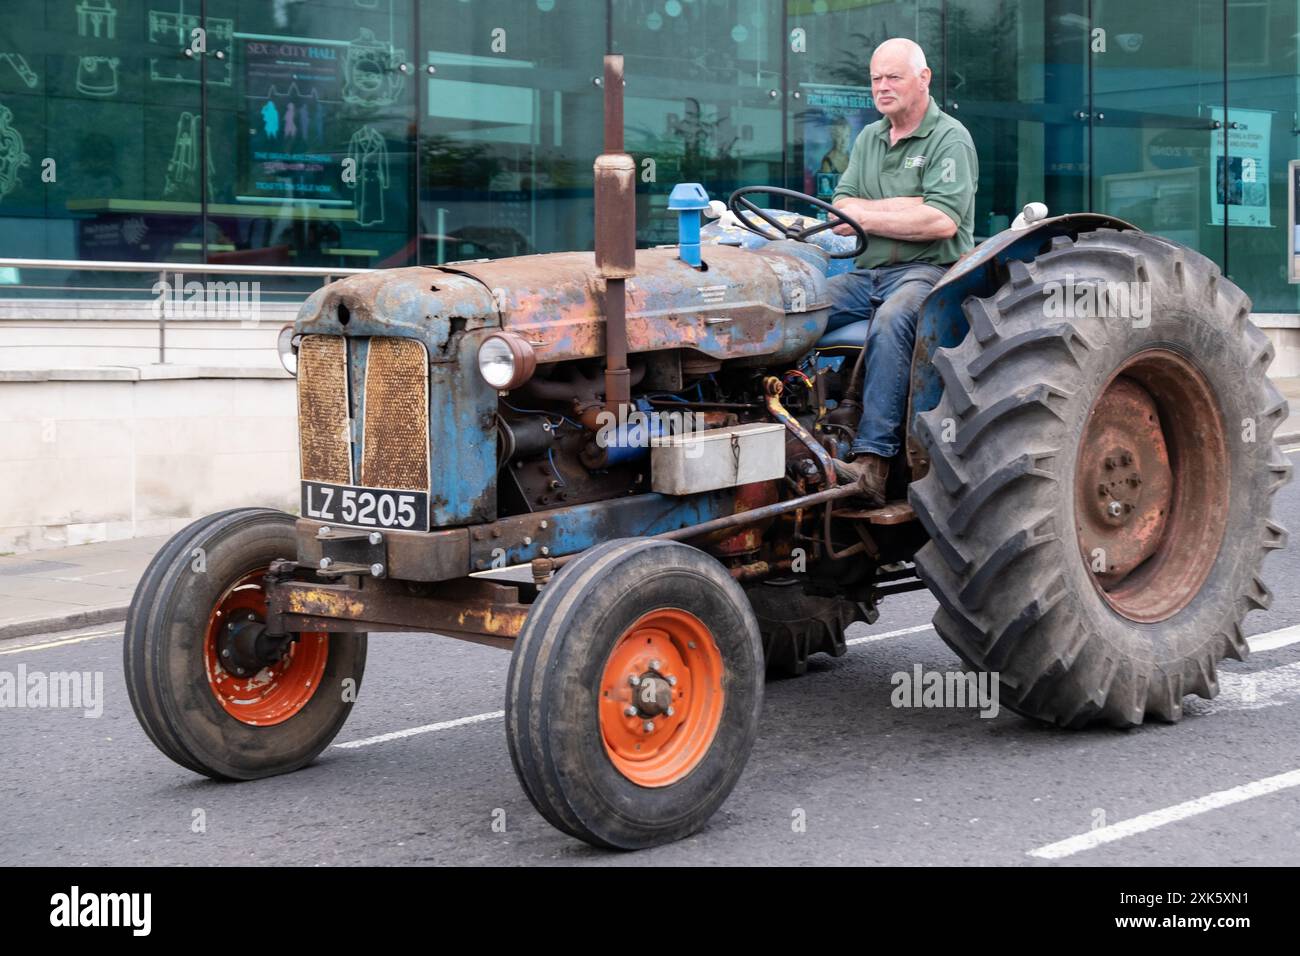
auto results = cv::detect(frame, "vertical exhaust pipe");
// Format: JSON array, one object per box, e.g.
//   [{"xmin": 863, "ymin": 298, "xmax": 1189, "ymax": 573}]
[{"xmin": 593, "ymin": 54, "xmax": 635, "ymax": 414}]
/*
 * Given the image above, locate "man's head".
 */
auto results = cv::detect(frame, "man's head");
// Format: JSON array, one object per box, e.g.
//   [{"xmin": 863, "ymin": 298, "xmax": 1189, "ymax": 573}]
[{"xmin": 870, "ymin": 38, "xmax": 931, "ymax": 122}]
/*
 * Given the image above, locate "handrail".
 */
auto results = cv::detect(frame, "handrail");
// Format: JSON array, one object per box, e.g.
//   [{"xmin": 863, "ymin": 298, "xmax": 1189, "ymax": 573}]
[
  {"xmin": 0, "ymin": 258, "xmax": 380, "ymax": 363},
  {"xmin": 0, "ymin": 257, "xmax": 375, "ymax": 277}
]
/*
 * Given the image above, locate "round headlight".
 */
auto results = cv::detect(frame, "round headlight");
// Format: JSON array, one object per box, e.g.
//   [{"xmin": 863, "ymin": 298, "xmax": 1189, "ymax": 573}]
[
  {"xmin": 477, "ymin": 333, "xmax": 536, "ymax": 390},
  {"xmin": 277, "ymin": 324, "xmax": 300, "ymax": 376}
]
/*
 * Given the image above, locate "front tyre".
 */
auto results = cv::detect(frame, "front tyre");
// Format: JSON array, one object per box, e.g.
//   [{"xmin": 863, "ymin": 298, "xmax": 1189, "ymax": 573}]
[
  {"xmin": 124, "ymin": 508, "xmax": 367, "ymax": 779},
  {"xmin": 506, "ymin": 538, "xmax": 764, "ymax": 849},
  {"xmin": 910, "ymin": 229, "xmax": 1291, "ymax": 727}
]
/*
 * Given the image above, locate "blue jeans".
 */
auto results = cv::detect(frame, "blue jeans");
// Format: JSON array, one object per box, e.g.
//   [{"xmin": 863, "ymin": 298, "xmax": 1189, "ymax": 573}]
[{"xmin": 826, "ymin": 261, "xmax": 948, "ymax": 458}]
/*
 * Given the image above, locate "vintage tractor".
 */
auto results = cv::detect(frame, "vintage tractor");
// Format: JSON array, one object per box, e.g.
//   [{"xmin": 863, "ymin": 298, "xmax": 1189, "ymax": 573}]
[{"xmin": 125, "ymin": 58, "xmax": 1290, "ymax": 849}]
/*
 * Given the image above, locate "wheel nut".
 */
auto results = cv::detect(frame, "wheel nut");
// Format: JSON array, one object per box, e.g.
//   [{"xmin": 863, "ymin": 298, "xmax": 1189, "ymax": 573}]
[
  {"xmin": 624, "ymin": 706, "xmax": 637, "ymax": 717},
  {"xmin": 368, "ymin": 532, "xmax": 383, "ymax": 545},
  {"xmin": 666, "ymin": 675, "xmax": 677, "ymax": 686},
  {"xmin": 649, "ymin": 659, "xmax": 661, "ymax": 671},
  {"xmin": 1107, "ymin": 500, "xmax": 1123, "ymax": 518},
  {"xmin": 665, "ymin": 706, "xmax": 674, "ymax": 716},
  {"xmin": 643, "ymin": 721, "xmax": 655, "ymax": 733},
  {"xmin": 629, "ymin": 675, "xmax": 641, "ymax": 687},
  {"xmin": 221, "ymin": 648, "xmax": 230, "ymax": 658}
]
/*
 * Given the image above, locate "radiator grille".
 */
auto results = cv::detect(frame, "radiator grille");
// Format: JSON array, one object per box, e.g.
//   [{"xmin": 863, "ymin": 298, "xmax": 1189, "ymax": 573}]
[
  {"xmin": 361, "ymin": 337, "xmax": 430, "ymax": 491},
  {"xmin": 297, "ymin": 334, "xmax": 352, "ymax": 484}
]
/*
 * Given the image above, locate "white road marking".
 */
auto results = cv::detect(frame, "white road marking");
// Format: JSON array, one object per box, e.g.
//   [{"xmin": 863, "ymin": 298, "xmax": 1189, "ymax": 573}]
[
  {"xmin": 847, "ymin": 622, "xmax": 936, "ymax": 645},
  {"xmin": 1282, "ymin": 445, "xmax": 1300, "ymax": 454},
  {"xmin": 1248, "ymin": 623, "xmax": 1300, "ymax": 653},
  {"xmin": 51, "ymin": 568, "xmax": 126, "ymax": 582},
  {"xmin": 334, "ymin": 710, "xmax": 505, "ymax": 749},
  {"xmin": 1186, "ymin": 660, "xmax": 1300, "ymax": 715},
  {"xmin": 1027, "ymin": 768, "xmax": 1300, "ymax": 860},
  {"xmin": 0, "ymin": 629, "xmax": 124, "ymax": 655}
]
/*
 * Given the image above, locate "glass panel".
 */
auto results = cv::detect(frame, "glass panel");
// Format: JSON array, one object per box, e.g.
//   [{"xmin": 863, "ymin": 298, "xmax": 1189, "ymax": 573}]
[
  {"xmin": 418, "ymin": 0, "xmax": 605, "ymax": 263},
  {"xmin": 613, "ymin": 0, "xmax": 783, "ymax": 246},
  {"xmin": 786, "ymin": 0, "xmax": 942, "ymax": 213},
  {"xmin": 1090, "ymin": 0, "xmax": 1225, "ymax": 266},
  {"xmin": 0, "ymin": 0, "xmax": 205, "ymax": 295},
  {"xmin": 1225, "ymin": 0, "xmax": 1299, "ymax": 312},
  {"xmin": 209, "ymin": 0, "xmax": 416, "ymax": 276},
  {"xmin": 946, "ymin": 0, "xmax": 1089, "ymax": 238}
]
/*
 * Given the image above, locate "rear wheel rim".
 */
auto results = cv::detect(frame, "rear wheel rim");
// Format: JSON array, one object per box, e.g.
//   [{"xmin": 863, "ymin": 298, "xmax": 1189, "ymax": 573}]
[
  {"xmin": 599, "ymin": 608, "xmax": 725, "ymax": 788},
  {"xmin": 203, "ymin": 568, "xmax": 329, "ymax": 726},
  {"xmin": 1074, "ymin": 349, "xmax": 1229, "ymax": 622}
]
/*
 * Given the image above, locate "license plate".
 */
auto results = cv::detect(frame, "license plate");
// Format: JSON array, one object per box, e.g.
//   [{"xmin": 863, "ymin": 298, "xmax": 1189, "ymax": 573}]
[{"xmin": 301, "ymin": 481, "xmax": 430, "ymax": 532}]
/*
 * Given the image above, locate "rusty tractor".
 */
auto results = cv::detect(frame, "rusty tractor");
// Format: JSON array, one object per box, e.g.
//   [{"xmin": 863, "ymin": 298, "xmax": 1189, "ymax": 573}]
[{"xmin": 125, "ymin": 58, "xmax": 1290, "ymax": 849}]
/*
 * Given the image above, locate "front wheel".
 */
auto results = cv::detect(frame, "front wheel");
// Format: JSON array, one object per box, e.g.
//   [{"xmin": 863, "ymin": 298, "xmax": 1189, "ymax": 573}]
[
  {"xmin": 506, "ymin": 538, "xmax": 764, "ymax": 849},
  {"xmin": 124, "ymin": 508, "xmax": 367, "ymax": 779}
]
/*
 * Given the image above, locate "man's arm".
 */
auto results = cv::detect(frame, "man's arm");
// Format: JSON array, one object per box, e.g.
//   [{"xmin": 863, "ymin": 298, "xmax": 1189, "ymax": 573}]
[
  {"xmin": 832, "ymin": 199, "xmax": 956, "ymax": 242},
  {"xmin": 832, "ymin": 133, "xmax": 976, "ymax": 243},
  {"xmin": 834, "ymin": 195, "xmax": 925, "ymax": 215}
]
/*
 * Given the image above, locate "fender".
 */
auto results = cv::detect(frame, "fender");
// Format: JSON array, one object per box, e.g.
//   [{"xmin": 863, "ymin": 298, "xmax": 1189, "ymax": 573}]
[{"xmin": 906, "ymin": 212, "xmax": 1138, "ymax": 476}]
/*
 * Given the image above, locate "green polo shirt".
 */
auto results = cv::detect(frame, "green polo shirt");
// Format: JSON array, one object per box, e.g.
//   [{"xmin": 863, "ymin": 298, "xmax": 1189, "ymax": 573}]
[{"xmin": 832, "ymin": 96, "xmax": 977, "ymax": 269}]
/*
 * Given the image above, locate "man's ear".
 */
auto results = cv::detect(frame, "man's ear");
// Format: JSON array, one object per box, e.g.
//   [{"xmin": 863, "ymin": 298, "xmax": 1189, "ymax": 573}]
[{"xmin": 919, "ymin": 67, "xmax": 932, "ymax": 88}]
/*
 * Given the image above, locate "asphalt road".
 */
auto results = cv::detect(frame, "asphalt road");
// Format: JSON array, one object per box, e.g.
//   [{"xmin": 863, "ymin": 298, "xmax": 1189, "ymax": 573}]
[{"xmin": 3, "ymin": 462, "xmax": 1299, "ymax": 866}]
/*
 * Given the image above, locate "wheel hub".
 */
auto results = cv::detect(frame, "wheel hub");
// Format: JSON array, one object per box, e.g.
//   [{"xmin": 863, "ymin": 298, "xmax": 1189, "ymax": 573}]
[
  {"xmin": 216, "ymin": 613, "xmax": 291, "ymax": 678},
  {"xmin": 630, "ymin": 671, "xmax": 674, "ymax": 718},
  {"xmin": 1076, "ymin": 377, "xmax": 1173, "ymax": 583},
  {"xmin": 599, "ymin": 609, "xmax": 725, "ymax": 787},
  {"xmin": 1073, "ymin": 351, "xmax": 1229, "ymax": 623},
  {"xmin": 204, "ymin": 568, "xmax": 330, "ymax": 726}
]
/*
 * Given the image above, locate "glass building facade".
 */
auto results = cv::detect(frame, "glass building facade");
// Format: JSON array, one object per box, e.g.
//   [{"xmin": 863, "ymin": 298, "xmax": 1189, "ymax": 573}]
[{"xmin": 0, "ymin": 0, "xmax": 1297, "ymax": 310}]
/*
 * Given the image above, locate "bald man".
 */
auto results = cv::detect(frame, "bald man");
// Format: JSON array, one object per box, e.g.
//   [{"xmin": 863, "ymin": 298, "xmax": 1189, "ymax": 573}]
[{"xmin": 827, "ymin": 37, "xmax": 977, "ymax": 505}]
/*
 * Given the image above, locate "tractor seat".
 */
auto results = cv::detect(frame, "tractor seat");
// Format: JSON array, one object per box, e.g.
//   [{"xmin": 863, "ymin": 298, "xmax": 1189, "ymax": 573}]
[{"xmin": 816, "ymin": 319, "xmax": 871, "ymax": 349}]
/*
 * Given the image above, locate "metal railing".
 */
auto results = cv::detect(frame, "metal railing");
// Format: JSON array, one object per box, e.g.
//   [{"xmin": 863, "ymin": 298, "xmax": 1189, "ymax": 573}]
[{"xmin": 0, "ymin": 257, "xmax": 376, "ymax": 364}]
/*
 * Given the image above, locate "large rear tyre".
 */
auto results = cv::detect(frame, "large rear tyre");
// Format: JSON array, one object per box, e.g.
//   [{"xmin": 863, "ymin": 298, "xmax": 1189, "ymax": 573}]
[
  {"xmin": 506, "ymin": 538, "xmax": 764, "ymax": 849},
  {"xmin": 910, "ymin": 229, "xmax": 1291, "ymax": 727},
  {"xmin": 124, "ymin": 508, "xmax": 367, "ymax": 779}
]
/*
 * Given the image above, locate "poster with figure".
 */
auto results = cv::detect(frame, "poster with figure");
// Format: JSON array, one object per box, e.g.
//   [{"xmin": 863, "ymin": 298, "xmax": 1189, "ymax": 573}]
[
  {"xmin": 346, "ymin": 125, "xmax": 388, "ymax": 226},
  {"xmin": 240, "ymin": 38, "xmax": 344, "ymax": 206},
  {"xmin": 798, "ymin": 83, "xmax": 874, "ymax": 201},
  {"xmin": 1210, "ymin": 106, "xmax": 1271, "ymax": 227}
]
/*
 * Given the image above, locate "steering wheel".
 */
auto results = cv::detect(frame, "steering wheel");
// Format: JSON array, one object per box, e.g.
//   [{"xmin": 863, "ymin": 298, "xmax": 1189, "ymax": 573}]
[{"xmin": 727, "ymin": 186, "xmax": 868, "ymax": 260}]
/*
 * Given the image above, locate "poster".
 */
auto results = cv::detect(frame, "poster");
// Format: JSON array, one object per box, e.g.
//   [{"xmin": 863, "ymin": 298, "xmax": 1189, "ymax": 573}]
[
  {"xmin": 1210, "ymin": 106, "xmax": 1271, "ymax": 227},
  {"xmin": 240, "ymin": 38, "xmax": 345, "ymax": 206},
  {"xmin": 799, "ymin": 83, "xmax": 874, "ymax": 201}
]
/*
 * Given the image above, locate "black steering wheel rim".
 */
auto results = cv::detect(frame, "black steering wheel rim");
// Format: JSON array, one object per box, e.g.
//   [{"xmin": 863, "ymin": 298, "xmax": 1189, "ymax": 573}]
[{"xmin": 726, "ymin": 185, "xmax": 868, "ymax": 260}]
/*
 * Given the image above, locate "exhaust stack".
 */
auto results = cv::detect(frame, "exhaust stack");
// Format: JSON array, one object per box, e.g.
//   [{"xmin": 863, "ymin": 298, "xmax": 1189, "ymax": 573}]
[{"xmin": 593, "ymin": 54, "xmax": 636, "ymax": 414}]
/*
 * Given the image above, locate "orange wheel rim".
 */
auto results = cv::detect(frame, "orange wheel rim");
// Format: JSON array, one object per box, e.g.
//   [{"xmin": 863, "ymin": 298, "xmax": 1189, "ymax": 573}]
[
  {"xmin": 599, "ymin": 608, "xmax": 725, "ymax": 788},
  {"xmin": 203, "ymin": 568, "xmax": 329, "ymax": 726}
]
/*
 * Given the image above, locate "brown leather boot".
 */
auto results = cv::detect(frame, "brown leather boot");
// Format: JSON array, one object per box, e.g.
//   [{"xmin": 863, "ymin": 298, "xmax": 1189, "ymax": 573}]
[{"xmin": 833, "ymin": 453, "xmax": 889, "ymax": 506}]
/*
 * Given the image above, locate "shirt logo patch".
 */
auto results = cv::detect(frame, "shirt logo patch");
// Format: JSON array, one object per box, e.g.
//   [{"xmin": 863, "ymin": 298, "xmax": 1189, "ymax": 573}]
[{"xmin": 904, "ymin": 155, "xmax": 927, "ymax": 169}]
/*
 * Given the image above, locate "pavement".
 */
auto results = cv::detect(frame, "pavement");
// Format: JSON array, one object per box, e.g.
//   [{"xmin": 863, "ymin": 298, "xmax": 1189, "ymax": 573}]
[{"xmin": 2, "ymin": 377, "xmax": 1297, "ymax": 642}]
